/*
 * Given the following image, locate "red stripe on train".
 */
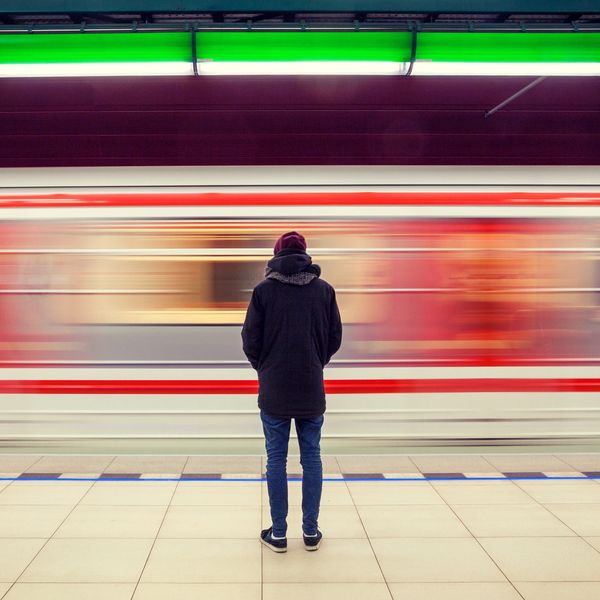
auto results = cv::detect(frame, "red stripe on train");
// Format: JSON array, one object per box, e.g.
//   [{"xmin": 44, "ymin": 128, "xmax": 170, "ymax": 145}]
[
  {"xmin": 2, "ymin": 358, "xmax": 600, "ymax": 368},
  {"xmin": 1, "ymin": 379, "xmax": 600, "ymax": 394},
  {"xmin": 1, "ymin": 192, "xmax": 600, "ymax": 208}
]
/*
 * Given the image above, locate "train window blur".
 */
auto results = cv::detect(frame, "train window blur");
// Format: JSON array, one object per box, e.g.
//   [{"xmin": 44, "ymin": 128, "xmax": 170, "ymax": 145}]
[{"xmin": 0, "ymin": 217, "xmax": 599, "ymax": 364}]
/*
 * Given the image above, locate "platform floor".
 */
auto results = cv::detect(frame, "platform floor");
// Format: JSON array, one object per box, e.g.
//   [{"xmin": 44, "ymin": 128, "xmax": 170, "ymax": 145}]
[{"xmin": 1, "ymin": 454, "xmax": 600, "ymax": 599}]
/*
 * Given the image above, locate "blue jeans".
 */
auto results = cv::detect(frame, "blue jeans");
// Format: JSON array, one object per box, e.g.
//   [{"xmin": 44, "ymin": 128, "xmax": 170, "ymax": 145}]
[{"xmin": 260, "ymin": 410, "xmax": 324, "ymax": 538}]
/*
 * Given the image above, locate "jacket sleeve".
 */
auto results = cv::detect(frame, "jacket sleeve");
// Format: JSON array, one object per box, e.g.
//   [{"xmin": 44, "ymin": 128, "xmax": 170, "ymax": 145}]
[
  {"xmin": 241, "ymin": 288, "xmax": 264, "ymax": 370},
  {"xmin": 325, "ymin": 288, "xmax": 342, "ymax": 365}
]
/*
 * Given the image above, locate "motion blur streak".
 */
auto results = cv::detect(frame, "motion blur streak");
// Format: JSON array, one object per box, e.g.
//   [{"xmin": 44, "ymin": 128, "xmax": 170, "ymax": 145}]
[{"xmin": 0, "ymin": 167, "xmax": 599, "ymax": 452}]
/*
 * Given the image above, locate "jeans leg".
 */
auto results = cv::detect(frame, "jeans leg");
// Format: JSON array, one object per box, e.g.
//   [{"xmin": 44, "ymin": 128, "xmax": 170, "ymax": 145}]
[
  {"xmin": 295, "ymin": 414, "xmax": 324, "ymax": 536},
  {"xmin": 261, "ymin": 410, "xmax": 291, "ymax": 537}
]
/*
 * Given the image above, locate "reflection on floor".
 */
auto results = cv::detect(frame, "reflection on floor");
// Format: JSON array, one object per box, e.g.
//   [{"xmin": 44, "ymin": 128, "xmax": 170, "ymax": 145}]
[{"xmin": 0, "ymin": 454, "xmax": 600, "ymax": 599}]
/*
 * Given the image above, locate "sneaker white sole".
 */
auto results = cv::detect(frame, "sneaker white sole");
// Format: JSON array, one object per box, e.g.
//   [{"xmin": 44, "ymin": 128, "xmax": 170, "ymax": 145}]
[
  {"xmin": 260, "ymin": 537, "xmax": 287, "ymax": 553},
  {"xmin": 304, "ymin": 540, "xmax": 321, "ymax": 551}
]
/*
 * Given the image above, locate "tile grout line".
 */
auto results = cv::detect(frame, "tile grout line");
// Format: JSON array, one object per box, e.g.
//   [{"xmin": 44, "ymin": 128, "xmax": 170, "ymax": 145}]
[
  {"xmin": 406, "ymin": 454, "xmax": 422, "ymax": 475},
  {"xmin": 337, "ymin": 455, "xmax": 394, "ymax": 600},
  {"xmin": 550, "ymin": 453, "xmax": 585, "ymax": 473},
  {"xmin": 1, "ymin": 474, "xmax": 98, "ymax": 597},
  {"xmin": 2, "ymin": 455, "xmax": 45, "ymax": 491},
  {"xmin": 551, "ymin": 453, "xmax": 581, "ymax": 472},
  {"xmin": 128, "ymin": 455, "xmax": 188, "ymax": 600},
  {"xmin": 432, "ymin": 484, "xmax": 527, "ymax": 600},
  {"xmin": 510, "ymin": 477, "xmax": 600, "ymax": 558},
  {"xmin": 481, "ymin": 455, "xmax": 501, "ymax": 472},
  {"xmin": 89, "ymin": 455, "xmax": 119, "ymax": 491}
]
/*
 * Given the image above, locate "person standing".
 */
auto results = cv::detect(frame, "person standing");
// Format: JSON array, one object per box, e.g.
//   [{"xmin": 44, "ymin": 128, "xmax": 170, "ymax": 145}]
[{"xmin": 241, "ymin": 231, "xmax": 342, "ymax": 553}]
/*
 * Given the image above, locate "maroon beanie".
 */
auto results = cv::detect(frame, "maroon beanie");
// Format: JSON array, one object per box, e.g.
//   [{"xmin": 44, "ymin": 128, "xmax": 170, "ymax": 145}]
[{"xmin": 273, "ymin": 231, "xmax": 307, "ymax": 255}]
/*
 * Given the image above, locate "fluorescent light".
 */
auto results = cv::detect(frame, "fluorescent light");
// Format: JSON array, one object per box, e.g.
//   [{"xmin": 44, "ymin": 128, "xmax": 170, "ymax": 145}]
[
  {"xmin": 1, "ymin": 60, "xmax": 598, "ymax": 78},
  {"xmin": 412, "ymin": 61, "xmax": 600, "ymax": 76},
  {"xmin": 198, "ymin": 60, "xmax": 600, "ymax": 76},
  {"xmin": 0, "ymin": 61, "xmax": 194, "ymax": 77},
  {"xmin": 198, "ymin": 60, "xmax": 404, "ymax": 76},
  {"xmin": 0, "ymin": 31, "xmax": 598, "ymax": 78}
]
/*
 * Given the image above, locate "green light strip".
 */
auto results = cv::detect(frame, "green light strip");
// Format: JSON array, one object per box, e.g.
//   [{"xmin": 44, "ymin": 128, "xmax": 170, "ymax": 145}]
[
  {"xmin": 0, "ymin": 31, "xmax": 598, "ymax": 65},
  {"xmin": 0, "ymin": 32, "xmax": 191, "ymax": 63},
  {"xmin": 198, "ymin": 31, "xmax": 600, "ymax": 63},
  {"xmin": 198, "ymin": 32, "xmax": 411, "ymax": 62},
  {"xmin": 417, "ymin": 32, "xmax": 600, "ymax": 62}
]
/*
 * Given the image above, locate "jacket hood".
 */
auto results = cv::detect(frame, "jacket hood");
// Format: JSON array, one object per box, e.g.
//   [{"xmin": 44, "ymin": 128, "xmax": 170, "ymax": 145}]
[{"xmin": 265, "ymin": 249, "xmax": 321, "ymax": 286}]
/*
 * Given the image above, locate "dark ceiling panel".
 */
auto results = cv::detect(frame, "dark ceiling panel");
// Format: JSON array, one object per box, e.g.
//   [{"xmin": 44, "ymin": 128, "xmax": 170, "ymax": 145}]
[
  {"xmin": 0, "ymin": 76, "xmax": 598, "ymax": 166},
  {"xmin": 1, "ymin": 1, "xmax": 597, "ymax": 14}
]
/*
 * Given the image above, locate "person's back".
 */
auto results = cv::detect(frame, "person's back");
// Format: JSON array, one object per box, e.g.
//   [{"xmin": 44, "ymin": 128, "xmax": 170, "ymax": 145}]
[{"xmin": 241, "ymin": 231, "xmax": 342, "ymax": 552}]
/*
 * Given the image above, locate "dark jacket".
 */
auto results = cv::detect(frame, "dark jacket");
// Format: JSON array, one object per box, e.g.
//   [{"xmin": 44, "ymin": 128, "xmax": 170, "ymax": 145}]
[{"xmin": 241, "ymin": 248, "xmax": 343, "ymax": 418}]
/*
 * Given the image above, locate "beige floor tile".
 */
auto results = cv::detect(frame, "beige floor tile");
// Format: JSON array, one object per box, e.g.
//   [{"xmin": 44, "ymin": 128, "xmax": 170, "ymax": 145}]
[
  {"xmin": 10, "ymin": 478, "xmax": 96, "ymax": 486},
  {"xmin": 358, "ymin": 505, "xmax": 471, "ymax": 538},
  {"xmin": 54, "ymin": 505, "xmax": 167, "ymax": 538},
  {"xmin": 431, "ymin": 478, "xmax": 509, "ymax": 486},
  {"xmin": 80, "ymin": 485, "xmax": 174, "ymax": 506},
  {"xmin": 3, "ymin": 583, "xmax": 135, "ymax": 599},
  {"xmin": 371, "ymin": 538, "xmax": 506, "ymax": 582},
  {"xmin": 262, "ymin": 538, "xmax": 384, "ymax": 583},
  {"xmin": 433, "ymin": 483, "xmax": 535, "ymax": 505},
  {"xmin": 585, "ymin": 537, "xmax": 600, "ymax": 551},
  {"xmin": 27, "ymin": 456, "xmax": 114, "ymax": 474},
  {"xmin": 0, "ymin": 484, "xmax": 90, "ymax": 505},
  {"xmin": 173, "ymin": 483, "xmax": 261, "ymax": 506},
  {"xmin": 0, "ymin": 583, "xmax": 10, "ymax": 596},
  {"xmin": 542, "ymin": 471, "xmax": 585, "ymax": 478},
  {"xmin": 479, "ymin": 537, "xmax": 600, "ymax": 581},
  {"xmin": 159, "ymin": 505, "xmax": 260, "ymax": 538},
  {"xmin": 0, "ymin": 539, "xmax": 47, "ymax": 582},
  {"xmin": 389, "ymin": 583, "xmax": 522, "ymax": 600},
  {"xmin": 515, "ymin": 481, "xmax": 600, "ymax": 503},
  {"xmin": 186, "ymin": 456, "xmax": 261, "ymax": 475},
  {"xmin": 263, "ymin": 583, "xmax": 392, "ymax": 600},
  {"xmin": 0, "ymin": 505, "xmax": 72, "ymax": 537},
  {"xmin": 90, "ymin": 481, "xmax": 177, "ymax": 489},
  {"xmin": 430, "ymin": 473, "xmax": 512, "ymax": 490},
  {"xmin": 347, "ymin": 482, "xmax": 444, "ymax": 505},
  {"xmin": 410, "ymin": 455, "xmax": 499, "ymax": 474},
  {"xmin": 261, "ymin": 506, "xmax": 366, "ymax": 539},
  {"xmin": 133, "ymin": 583, "xmax": 261, "ymax": 599},
  {"xmin": 141, "ymin": 539, "xmax": 260, "ymax": 582},
  {"xmin": 0, "ymin": 455, "xmax": 42, "ymax": 472},
  {"xmin": 105, "ymin": 456, "xmax": 187, "ymax": 474},
  {"xmin": 515, "ymin": 582, "xmax": 600, "ymax": 600},
  {"xmin": 555, "ymin": 454, "xmax": 600, "ymax": 472},
  {"xmin": 452, "ymin": 504, "xmax": 575, "ymax": 537},
  {"xmin": 484, "ymin": 455, "xmax": 572, "ymax": 472},
  {"xmin": 543, "ymin": 504, "xmax": 600, "ymax": 536},
  {"xmin": 336, "ymin": 456, "xmax": 415, "ymax": 474},
  {"xmin": 19, "ymin": 538, "xmax": 153, "ymax": 583}
]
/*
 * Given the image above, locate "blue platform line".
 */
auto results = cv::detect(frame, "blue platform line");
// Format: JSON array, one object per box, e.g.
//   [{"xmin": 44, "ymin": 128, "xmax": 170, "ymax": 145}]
[{"xmin": 1, "ymin": 475, "xmax": 598, "ymax": 482}]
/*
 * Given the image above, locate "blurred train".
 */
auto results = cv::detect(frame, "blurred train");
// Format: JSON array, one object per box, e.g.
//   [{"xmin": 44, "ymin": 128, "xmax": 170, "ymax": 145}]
[{"xmin": 0, "ymin": 166, "xmax": 599, "ymax": 452}]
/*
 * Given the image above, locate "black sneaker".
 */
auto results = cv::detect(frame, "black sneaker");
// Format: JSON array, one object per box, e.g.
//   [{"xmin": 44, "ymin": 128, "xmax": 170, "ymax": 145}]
[
  {"xmin": 303, "ymin": 529, "xmax": 323, "ymax": 551},
  {"xmin": 260, "ymin": 527, "xmax": 287, "ymax": 553}
]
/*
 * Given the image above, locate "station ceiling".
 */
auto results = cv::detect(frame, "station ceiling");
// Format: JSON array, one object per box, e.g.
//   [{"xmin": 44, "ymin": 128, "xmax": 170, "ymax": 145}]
[{"xmin": 0, "ymin": 1, "xmax": 599, "ymax": 28}]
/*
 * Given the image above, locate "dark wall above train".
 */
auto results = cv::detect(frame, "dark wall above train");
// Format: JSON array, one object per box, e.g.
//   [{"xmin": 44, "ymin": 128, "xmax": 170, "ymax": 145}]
[{"xmin": 0, "ymin": 75, "xmax": 599, "ymax": 167}]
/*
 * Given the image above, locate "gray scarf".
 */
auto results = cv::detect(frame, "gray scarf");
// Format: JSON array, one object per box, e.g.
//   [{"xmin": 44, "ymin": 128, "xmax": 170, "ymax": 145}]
[{"xmin": 264, "ymin": 266, "xmax": 318, "ymax": 286}]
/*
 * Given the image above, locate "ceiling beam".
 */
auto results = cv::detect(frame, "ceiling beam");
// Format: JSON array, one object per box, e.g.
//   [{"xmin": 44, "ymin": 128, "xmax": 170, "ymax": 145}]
[{"xmin": 1, "ymin": 1, "xmax": 598, "ymax": 15}]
